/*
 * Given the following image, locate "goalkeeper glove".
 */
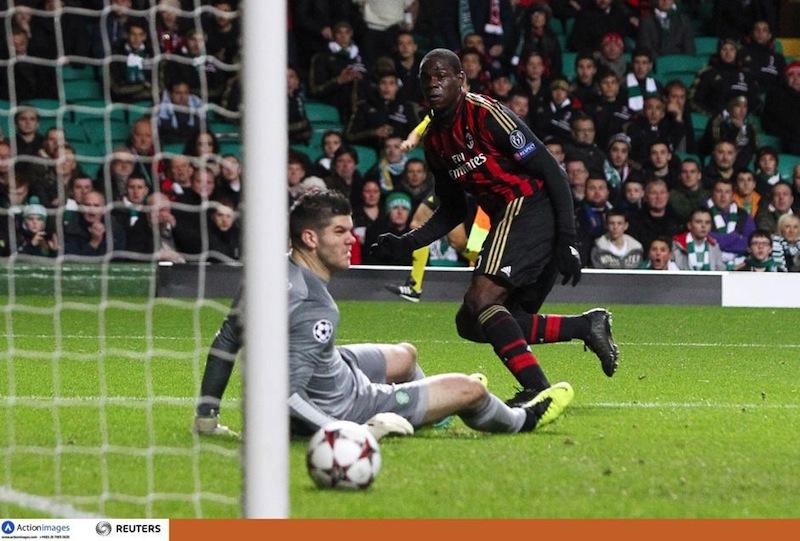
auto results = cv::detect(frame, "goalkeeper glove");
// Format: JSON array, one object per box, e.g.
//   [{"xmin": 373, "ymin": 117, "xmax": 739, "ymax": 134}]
[{"xmin": 365, "ymin": 412, "xmax": 414, "ymax": 440}]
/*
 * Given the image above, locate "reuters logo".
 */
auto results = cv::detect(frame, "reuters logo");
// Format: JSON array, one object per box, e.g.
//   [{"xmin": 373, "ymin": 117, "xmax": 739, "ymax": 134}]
[{"xmin": 96, "ymin": 521, "xmax": 112, "ymax": 536}]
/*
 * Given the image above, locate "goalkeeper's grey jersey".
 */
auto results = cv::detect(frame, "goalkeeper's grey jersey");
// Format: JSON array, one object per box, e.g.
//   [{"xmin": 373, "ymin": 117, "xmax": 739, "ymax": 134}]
[{"xmin": 287, "ymin": 257, "xmax": 371, "ymax": 430}]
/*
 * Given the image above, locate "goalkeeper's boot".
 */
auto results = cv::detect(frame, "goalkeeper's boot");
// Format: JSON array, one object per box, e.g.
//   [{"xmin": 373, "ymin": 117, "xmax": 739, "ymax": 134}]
[
  {"xmin": 520, "ymin": 381, "xmax": 574, "ymax": 429},
  {"xmin": 193, "ymin": 411, "xmax": 240, "ymax": 439},
  {"xmin": 384, "ymin": 280, "xmax": 421, "ymax": 303},
  {"xmin": 582, "ymin": 308, "xmax": 619, "ymax": 377}
]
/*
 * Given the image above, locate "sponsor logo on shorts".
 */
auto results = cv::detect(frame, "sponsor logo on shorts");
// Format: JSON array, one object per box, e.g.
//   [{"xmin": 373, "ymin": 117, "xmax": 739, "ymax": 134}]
[
  {"xmin": 312, "ymin": 320, "xmax": 333, "ymax": 343},
  {"xmin": 509, "ymin": 129, "xmax": 526, "ymax": 149},
  {"xmin": 513, "ymin": 142, "xmax": 536, "ymax": 161},
  {"xmin": 395, "ymin": 390, "xmax": 410, "ymax": 406}
]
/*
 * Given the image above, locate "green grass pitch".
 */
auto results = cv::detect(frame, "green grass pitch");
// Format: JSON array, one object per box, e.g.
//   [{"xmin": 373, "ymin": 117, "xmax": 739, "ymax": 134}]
[{"xmin": 1, "ymin": 297, "xmax": 799, "ymax": 518}]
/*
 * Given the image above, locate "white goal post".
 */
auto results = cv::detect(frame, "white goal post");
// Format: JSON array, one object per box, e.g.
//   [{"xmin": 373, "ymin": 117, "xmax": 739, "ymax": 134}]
[{"xmin": 241, "ymin": 0, "xmax": 289, "ymax": 518}]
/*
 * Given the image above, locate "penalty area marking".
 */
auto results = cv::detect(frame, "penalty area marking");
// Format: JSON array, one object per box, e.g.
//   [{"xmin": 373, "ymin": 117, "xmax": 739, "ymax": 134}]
[{"xmin": 0, "ymin": 485, "xmax": 100, "ymax": 518}]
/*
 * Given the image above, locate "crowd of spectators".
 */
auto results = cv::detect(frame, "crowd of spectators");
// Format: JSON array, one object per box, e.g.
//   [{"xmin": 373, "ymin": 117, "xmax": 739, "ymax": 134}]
[
  {"xmin": 287, "ymin": 0, "xmax": 800, "ymax": 272},
  {"xmin": 0, "ymin": 0, "xmax": 242, "ymax": 263}
]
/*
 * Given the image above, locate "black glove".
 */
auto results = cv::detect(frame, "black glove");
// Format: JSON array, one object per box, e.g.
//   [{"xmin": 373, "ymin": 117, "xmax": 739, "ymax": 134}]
[
  {"xmin": 370, "ymin": 233, "xmax": 415, "ymax": 259},
  {"xmin": 555, "ymin": 234, "xmax": 582, "ymax": 287}
]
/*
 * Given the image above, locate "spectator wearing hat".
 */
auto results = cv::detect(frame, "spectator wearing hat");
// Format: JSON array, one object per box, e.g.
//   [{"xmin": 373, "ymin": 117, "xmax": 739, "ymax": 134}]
[
  {"xmin": 754, "ymin": 146, "xmax": 785, "ymax": 196},
  {"xmin": 533, "ymin": 76, "xmax": 580, "ymax": 141},
  {"xmin": 763, "ymin": 60, "xmax": 800, "ymax": 154},
  {"xmin": 700, "ymin": 95, "xmax": 758, "ymax": 170},
  {"xmin": 18, "ymin": 200, "xmax": 57, "ymax": 258},
  {"xmin": 514, "ymin": 3, "xmax": 562, "ymax": 77},
  {"xmin": 363, "ymin": 191, "xmax": 413, "ymax": 265},
  {"xmin": 604, "ymin": 133, "xmax": 644, "ymax": 191},
  {"xmin": 669, "ymin": 158, "xmax": 708, "ymax": 225},
  {"xmin": 625, "ymin": 47, "xmax": 662, "ymax": 114},
  {"xmin": 308, "ymin": 20, "xmax": 368, "ymax": 121},
  {"xmin": 567, "ymin": 0, "xmax": 634, "ymax": 53},
  {"xmin": 589, "ymin": 71, "xmax": 633, "ymax": 148},
  {"xmin": 570, "ymin": 52, "xmax": 601, "ymax": 108},
  {"xmin": 625, "ymin": 95, "xmax": 684, "ymax": 165},
  {"xmin": 595, "ymin": 32, "xmax": 626, "ymax": 80},
  {"xmin": 636, "ymin": 0, "xmax": 695, "ymax": 57},
  {"xmin": 690, "ymin": 38, "xmax": 761, "ymax": 117},
  {"xmin": 740, "ymin": 20, "xmax": 786, "ymax": 95}
]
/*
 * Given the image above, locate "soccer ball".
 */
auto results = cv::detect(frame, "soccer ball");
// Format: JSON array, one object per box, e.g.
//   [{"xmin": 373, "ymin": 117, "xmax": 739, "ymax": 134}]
[{"xmin": 306, "ymin": 420, "xmax": 381, "ymax": 490}]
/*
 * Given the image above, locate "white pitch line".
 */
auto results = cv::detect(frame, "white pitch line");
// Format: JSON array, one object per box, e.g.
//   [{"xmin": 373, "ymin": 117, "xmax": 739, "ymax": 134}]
[
  {"xmin": 0, "ymin": 486, "xmax": 100, "ymax": 518},
  {"xmin": 3, "ymin": 396, "xmax": 798, "ymax": 410}
]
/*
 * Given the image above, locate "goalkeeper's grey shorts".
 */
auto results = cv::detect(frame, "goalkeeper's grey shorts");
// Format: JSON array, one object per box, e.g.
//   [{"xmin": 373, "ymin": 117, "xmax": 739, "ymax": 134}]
[{"xmin": 340, "ymin": 344, "xmax": 429, "ymax": 428}]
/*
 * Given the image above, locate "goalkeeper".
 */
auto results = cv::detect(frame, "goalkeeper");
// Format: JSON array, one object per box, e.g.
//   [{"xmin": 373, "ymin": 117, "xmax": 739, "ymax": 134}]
[{"xmin": 195, "ymin": 191, "xmax": 574, "ymax": 438}]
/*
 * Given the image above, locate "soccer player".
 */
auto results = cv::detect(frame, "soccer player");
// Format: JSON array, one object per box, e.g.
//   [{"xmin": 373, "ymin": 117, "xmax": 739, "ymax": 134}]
[
  {"xmin": 286, "ymin": 191, "xmax": 571, "ymax": 434},
  {"xmin": 193, "ymin": 191, "xmax": 573, "ymax": 436},
  {"xmin": 372, "ymin": 49, "xmax": 619, "ymax": 407}
]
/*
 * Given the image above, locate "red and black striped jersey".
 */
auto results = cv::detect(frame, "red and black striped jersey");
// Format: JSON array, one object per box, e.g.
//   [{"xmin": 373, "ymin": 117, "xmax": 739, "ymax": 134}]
[{"xmin": 424, "ymin": 92, "xmax": 546, "ymax": 218}]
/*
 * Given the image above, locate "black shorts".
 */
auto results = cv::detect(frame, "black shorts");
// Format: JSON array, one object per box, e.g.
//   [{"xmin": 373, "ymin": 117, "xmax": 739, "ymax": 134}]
[{"xmin": 474, "ymin": 194, "xmax": 557, "ymax": 291}]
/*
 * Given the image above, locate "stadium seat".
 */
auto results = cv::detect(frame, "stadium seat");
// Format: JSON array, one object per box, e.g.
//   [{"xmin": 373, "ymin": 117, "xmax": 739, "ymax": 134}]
[
  {"xmin": 778, "ymin": 153, "xmax": 800, "ymax": 179},
  {"xmin": 78, "ymin": 160, "xmax": 102, "ymax": 180},
  {"xmin": 0, "ymin": 110, "xmax": 12, "ymax": 138},
  {"xmin": 209, "ymin": 121, "xmax": 240, "ymax": 140},
  {"xmin": 64, "ymin": 79, "xmax": 104, "ymax": 102},
  {"xmin": 63, "ymin": 122, "xmax": 88, "ymax": 143},
  {"xmin": 775, "ymin": 39, "xmax": 784, "ymax": 54},
  {"xmin": 127, "ymin": 101, "xmax": 154, "ymax": 123},
  {"xmin": 61, "ymin": 64, "xmax": 97, "ymax": 81},
  {"xmin": 306, "ymin": 101, "xmax": 341, "ymax": 126},
  {"xmin": 72, "ymin": 141, "xmax": 105, "ymax": 158},
  {"xmin": 71, "ymin": 101, "xmax": 127, "ymax": 123},
  {"xmin": 656, "ymin": 55, "xmax": 706, "ymax": 77},
  {"xmin": 561, "ymin": 52, "xmax": 577, "ymax": 79},
  {"xmin": 694, "ymin": 36, "xmax": 718, "ymax": 56},
  {"xmin": 81, "ymin": 118, "xmax": 131, "ymax": 145},
  {"xmin": 658, "ymin": 71, "xmax": 696, "ymax": 87},
  {"xmin": 219, "ymin": 141, "xmax": 242, "ymax": 158},
  {"xmin": 38, "ymin": 117, "xmax": 56, "ymax": 132},
  {"xmin": 676, "ymin": 151, "xmax": 702, "ymax": 165},
  {"xmin": 757, "ymin": 133, "xmax": 781, "ymax": 149},
  {"xmin": 353, "ymin": 145, "xmax": 377, "ymax": 175},
  {"xmin": 0, "ymin": 99, "xmax": 9, "ymax": 111},
  {"xmin": 407, "ymin": 147, "xmax": 425, "ymax": 161},
  {"xmin": 22, "ymin": 99, "xmax": 61, "ymax": 111},
  {"xmin": 691, "ymin": 112, "xmax": 709, "ymax": 131},
  {"xmin": 161, "ymin": 143, "xmax": 185, "ymax": 156}
]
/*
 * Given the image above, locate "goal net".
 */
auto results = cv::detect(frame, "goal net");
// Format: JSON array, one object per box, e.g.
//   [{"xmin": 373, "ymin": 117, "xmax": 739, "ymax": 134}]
[{"xmin": 0, "ymin": 0, "xmax": 285, "ymax": 518}]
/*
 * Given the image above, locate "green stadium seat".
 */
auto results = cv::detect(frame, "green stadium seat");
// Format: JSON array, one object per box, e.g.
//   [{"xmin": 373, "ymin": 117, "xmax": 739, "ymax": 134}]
[
  {"xmin": 676, "ymin": 152, "xmax": 702, "ymax": 165},
  {"xmin": 127, "ymin": 100, "xmax": 154, "ymax": 123},
  {"xmin": 691, "ymin": 112, "xmax": 709, "ymax": 131},
  {"xmin": 757, "ymin": 133, "xmax": 781, "ymax": 149},
  {"xmin": 353, "ymin": 145, "xmax": 377, "ymax": 174},
  {"xmin": 656, "ymin": 55, "xmax": 706, "ymax": 76},
  {"xmin": 0, "ymin": 110, "xmax": 12, "ymax": 139},
  {"xmin": 0, "ymin": 100, "xmax": 9, "ymax": 111},
  {"xmin": 61, "ymin": 64, "xmax": 97, "ymax": 81},
  {"xmin": 778, "ymin": 153, "xmax": 800, "ymax": 179},
  {"xmin": 63, "ymin": 122, "xmax": 88, "ymax": 143},
  {"xmin": 79, "ymin": 160, "xmax": 102, "ymax": 180},
  {"xmin": 81, "ymin": 118, "xmax": 131, "ymax": 145},
  {"xmin": 657, "ymin": 71, "xmax": 696, "ymax": 87},
  {"xmin": 775, "ymin": 39, "xmax": 784, "ymax": 54},
  {"xmin": 306, "ymin": 101, "xmax": 341, "ymax": 126},
  {"xmin": 219, "ymin": 141, "xmax": 241, "ymax": 158},
  {"xmin": 290, "ymin": 144, "xmax": 314, "ymax": 161},
  {"xmin": 38, "ymin": 117, "xmax": 56, "ymax": 132},
  {"xmin": 407, "ymin": 147, "xmax": 425, "ymax": 161},
  {"xmin": 694, "ymin": 36, "xmax": 718, "ymax": 56},
  {"xmin": 22, "ymin": 99, "xmax": 61, "ymax": 111},
  {"xmin": 561, "ymin": 52, "xmax": 577, "ymax": 80},
  {"xmin": 64, "ymin": 79, "xmax": 104, "ymax": 102},
  {"xmin": 71, "ymin": 102, "xmax": 127, "ymax": 124},
  {"xmin": 160, "ymin": 143, "xmax": 185, "ymax": 156},
  {"xmin": 72, "ymin": 142, "xmax": 106, "ymax": 158}
]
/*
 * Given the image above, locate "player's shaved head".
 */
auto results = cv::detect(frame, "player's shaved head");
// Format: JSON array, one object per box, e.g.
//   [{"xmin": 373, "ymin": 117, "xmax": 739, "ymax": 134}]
[
  {"xmin": 290, "ymin": 190, "xmax": 352, "ymax": 249},
  {"xmin": 420, "ymin": 48, "xmax": 462, "ymax": 74}
]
